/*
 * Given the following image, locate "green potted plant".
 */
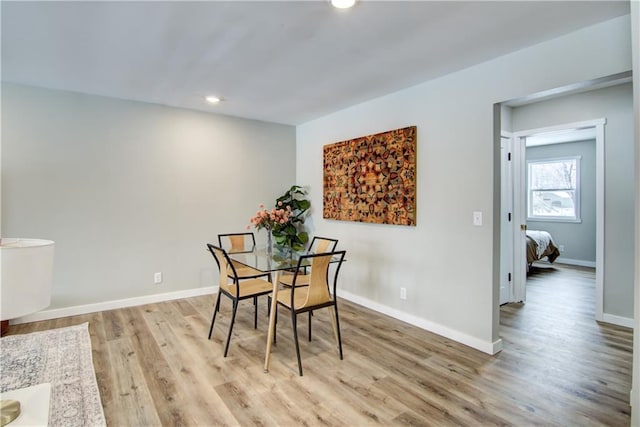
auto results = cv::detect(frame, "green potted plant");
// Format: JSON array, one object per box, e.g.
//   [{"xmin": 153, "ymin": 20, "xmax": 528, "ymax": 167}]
[{"xmin": 272, "ymin": 185, "xmax": 310, "ymax": 251}]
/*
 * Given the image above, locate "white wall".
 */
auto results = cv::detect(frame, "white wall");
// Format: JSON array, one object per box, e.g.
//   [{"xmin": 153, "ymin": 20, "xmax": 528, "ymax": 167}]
[
  {"xmin": 1, "ymin": 83, "xmax": 296, "ymax": 309},
  {"xmin": 296, "ymin": 15, "xmax": 632, "ymax": 353},
  {"xmin": 513, "ymin": 83, "xmax": 634, "ymax": 319}
]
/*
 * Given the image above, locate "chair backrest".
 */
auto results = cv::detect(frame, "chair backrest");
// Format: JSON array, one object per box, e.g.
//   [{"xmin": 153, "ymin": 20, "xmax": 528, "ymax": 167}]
[
  {"xmin": 207, "ymin": 244, "xmax": 238, "ymax": 288},
  {"xmin": 309, "ymin": 236, "xmax": 338, "ymax": 253},
  {"xmin": 218, "ymin": 233, "xmax": 256, "ymax": 254},
  {"xmin": 291, "ymin": 250, "xmax": 346, "ymax": 308}
]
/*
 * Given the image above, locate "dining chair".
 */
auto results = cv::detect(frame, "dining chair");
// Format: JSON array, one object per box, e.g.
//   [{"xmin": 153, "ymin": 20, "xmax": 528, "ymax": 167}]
[
  {"xmin": 274, "ymin": 250, "xmax": 346, "ymax": 376},
  {"xmin": 218, "ymin": 232, "xmax": 271, "ymax": 281},
  {"xmin": 206, "ymin": 243, "xmax": 273, "ymax": 357},
  {"xmin": 278, "ymin": 236, "xmax": 338, "ymax": 288}
]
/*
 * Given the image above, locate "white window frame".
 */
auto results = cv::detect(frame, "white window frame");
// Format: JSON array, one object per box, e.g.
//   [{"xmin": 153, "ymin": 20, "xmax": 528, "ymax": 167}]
[{"xmin": 527, "ymin": 155, "xmax": 582, "ymax": 223}]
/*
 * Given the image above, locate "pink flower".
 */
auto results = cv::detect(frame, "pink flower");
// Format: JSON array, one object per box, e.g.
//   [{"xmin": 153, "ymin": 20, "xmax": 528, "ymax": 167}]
[{"xmin": 248, "ymin": 201, "xmax": 295, "ymax": 232}]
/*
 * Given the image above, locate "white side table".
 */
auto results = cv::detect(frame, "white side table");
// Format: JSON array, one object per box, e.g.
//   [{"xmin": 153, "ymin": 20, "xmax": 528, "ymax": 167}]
[
  {"xmin": 0, "ymin": 238, "xmax": 55, "ymax": 336},
  {"xmin": 0, "ymin": 383, "xmax": 51, "ymax": 426}
]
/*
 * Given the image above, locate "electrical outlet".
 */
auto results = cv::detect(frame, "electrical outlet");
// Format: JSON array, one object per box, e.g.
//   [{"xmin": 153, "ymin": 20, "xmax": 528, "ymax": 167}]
[
  {"xmin": 154, "ymin": 272, "xmax": 162, "ymax": 284},
  {"xmin": 559, "ymin": 245, "xmax": 565, "ymax": 252},
  {"xmin": 400, "ymin": 287, "xmax": 407, "ymax": 300},
  {"xmin": 473, "ymin": 211, "xmax": 483, "ymax": 226}
]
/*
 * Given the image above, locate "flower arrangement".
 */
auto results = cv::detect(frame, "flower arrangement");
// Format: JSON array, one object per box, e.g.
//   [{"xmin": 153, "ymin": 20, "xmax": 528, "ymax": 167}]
[
  {"xmin": 249, "ymin": 204, "xmax": 293, "ymax": 231},
  {"xmin": 248, "ymin": 185, "xmax": 310, "ymax": 251}
]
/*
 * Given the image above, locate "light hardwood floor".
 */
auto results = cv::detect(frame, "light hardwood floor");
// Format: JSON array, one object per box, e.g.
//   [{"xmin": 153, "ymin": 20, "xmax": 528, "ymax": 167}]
[{"xmin": 8, "ymin": 263, "xmax": 633, "ymax": 426}]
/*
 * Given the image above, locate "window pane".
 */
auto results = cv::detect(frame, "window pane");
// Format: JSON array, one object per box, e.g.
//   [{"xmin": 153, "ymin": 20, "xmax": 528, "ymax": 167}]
[
  {"xmin": 530, "ymin": 160, "xmax": 576, "ymax": 190},
  {"xmin": 530, "ymin": 190, "xmax": 576, "ymax": 218}
]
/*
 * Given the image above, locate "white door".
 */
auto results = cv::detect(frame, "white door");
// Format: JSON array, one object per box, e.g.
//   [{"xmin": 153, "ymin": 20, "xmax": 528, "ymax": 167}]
[
  {"xmin": 512, "ymin": 134, "xmax": 528, "ymax": 303},
  {"xmin": 500, "ymin": 136, "xmax": 514, "ymax": 304}
]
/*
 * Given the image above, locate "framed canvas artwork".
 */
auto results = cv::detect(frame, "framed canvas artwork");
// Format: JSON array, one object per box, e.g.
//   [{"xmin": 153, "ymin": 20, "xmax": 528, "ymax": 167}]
[{"xmin": 323, "ymin": 126, "xmax": 416, "ymax": 226}]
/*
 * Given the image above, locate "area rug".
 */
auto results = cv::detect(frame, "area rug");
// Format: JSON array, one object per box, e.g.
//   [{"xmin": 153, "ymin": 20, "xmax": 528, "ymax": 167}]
[{"xmin": 0, "ymin": 323, "xmax": 106, "ymax": 426}]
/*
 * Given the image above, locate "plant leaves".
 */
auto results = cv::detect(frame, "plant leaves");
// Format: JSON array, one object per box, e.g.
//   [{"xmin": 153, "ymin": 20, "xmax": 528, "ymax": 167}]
[
  {"xmin": 297, "ymin": 200, "xmax": 310, "ymax": 210},
  {"xmin": 264, "ymin": 184, "xmax": 312, "ymax": 251}
]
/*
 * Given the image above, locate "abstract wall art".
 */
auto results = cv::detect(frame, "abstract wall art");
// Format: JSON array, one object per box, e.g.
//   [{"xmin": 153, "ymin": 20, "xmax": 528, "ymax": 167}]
[{"xmin": 323, "ymin": 126, "xmax": 416, "ymax": 226}]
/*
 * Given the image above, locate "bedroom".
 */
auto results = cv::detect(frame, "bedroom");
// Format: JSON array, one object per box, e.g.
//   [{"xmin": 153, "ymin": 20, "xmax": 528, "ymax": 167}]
[
  {"xmin": 500, "ymin": 81, "xmax": 634, "ymax": 329},
  {"xmin": 524, "ymin": 131, "xmax": 595, "ymax": 271}
]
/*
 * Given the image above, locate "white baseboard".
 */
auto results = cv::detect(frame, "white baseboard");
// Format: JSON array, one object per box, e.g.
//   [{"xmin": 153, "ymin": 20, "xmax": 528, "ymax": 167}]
[
  {"xmin": 601, "ymin": 313, "xmax": 635, "ymax": 329},
  {"xmin": 10, "ymin": 286, "xmax": 218, "ymax": 325},
  {"xmin": 339, "ymin": 290, "xmax": 502, "ymax": 355},
  {"xmin": 554, "ymin": 257, "xmax": 596, "ymax": 268}
]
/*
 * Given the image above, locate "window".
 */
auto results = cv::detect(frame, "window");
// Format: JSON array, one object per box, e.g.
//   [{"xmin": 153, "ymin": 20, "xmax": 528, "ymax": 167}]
[{"xmin": 527, "ymin": 156, "xmax": 581, "ymax": 222}]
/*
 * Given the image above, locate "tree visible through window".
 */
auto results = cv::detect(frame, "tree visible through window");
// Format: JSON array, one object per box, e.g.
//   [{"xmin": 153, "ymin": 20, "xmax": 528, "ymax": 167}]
[{"xmin": 527, "ymin": 157, "xmax": 580, "ymax": 221}]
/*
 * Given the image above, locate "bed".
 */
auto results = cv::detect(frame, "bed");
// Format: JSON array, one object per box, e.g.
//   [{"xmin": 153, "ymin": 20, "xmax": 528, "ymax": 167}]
[{"xmin": 526, "ymin": 229, "xmax": 560, "ymax": 268}]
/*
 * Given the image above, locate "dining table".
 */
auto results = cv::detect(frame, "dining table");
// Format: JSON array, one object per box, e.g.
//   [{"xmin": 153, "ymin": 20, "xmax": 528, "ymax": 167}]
[{"xmin": 227, "ymin": 244, "xmax": 336, "ymax": 373}]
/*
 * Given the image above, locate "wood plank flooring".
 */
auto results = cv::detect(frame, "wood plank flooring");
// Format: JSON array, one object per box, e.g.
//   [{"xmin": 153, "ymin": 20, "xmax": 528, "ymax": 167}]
[{"xmin": 7, "ymin": 263, "xmax": 633, "ymax": 426}]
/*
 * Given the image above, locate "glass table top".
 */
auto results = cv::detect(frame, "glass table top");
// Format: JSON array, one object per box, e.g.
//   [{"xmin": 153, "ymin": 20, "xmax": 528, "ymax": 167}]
[{"xmin": 227, "ymin": 246, "xmax": 341, "ymax": 272}]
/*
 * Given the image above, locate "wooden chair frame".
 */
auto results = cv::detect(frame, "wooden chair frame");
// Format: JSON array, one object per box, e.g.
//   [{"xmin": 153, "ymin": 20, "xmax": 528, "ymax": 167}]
[
  {"xmin": 279, "ymin": 236, "xmax": 338, "ymax": 287},
  {"xmin": 307, "ymin": 236, "xmax": 339, "ymax": 253},
  {"xmin": 218, "ymin": 232, "xmax": 271, "ymax": 281},
  {"xmin": 217, "ymin": 232, "xmax": 256, "ymax": 254},
  {"xmin": 275, "ymin": 250, "xmax": 346, "ymax": 375},
  {"xmin": 206, "ymin": 243, "xmax": 273, "ymax": 357}
]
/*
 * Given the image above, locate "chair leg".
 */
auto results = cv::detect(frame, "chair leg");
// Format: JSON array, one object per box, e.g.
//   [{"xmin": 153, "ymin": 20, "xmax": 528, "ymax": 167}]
[
  {"xmin": 223, "ymin": 299, "xmax": 239, "ymax": 357},
  {"xmin": 291, "ymin": 311, "xmax": 303, "ymax": 376},
  {"xmin": 328, "ymin": 306, "xmax": 338, "ymax": 345},
  {"xmin": 308, "ymin": 311, "xmax": 312, "ymax": 342},
  {"xmin": 330, "ymin": 304, "xmax": 343, "ymax": 360},
  {"xmin": 208, "ymin": 292, "xmax": 222, "ymax": 339},
  {"xmin": 254, "ymin": 296, "xmax": 258, "ymax": 329}
]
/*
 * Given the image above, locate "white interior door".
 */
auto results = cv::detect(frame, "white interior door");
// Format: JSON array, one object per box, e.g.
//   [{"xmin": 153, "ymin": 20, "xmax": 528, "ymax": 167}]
[
  {"xmin": 512, "ymin": 134, "xmax": 528, "ymax": 303},
  {"xmin": 500, "ymin": 136, "xmax": 514, "ymax": 304}
]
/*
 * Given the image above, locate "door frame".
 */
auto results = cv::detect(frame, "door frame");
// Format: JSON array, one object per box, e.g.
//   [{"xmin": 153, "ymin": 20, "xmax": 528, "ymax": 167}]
[
  {"xmin": 511, "ymin": 118, "xmax": 605, "ymax": 320},
  {"xmin": 500, "ymin": 133, "xmax": 514, "ymax": 304}
]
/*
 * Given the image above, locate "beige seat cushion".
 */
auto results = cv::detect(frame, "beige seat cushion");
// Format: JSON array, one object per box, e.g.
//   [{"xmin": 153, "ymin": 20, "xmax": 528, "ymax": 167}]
[
  {"xmin": 228, "ymin": 266, "xmax": 269, "ymax": 279},
  {"xmin": 276, "ymin": 287, "xmax": 310, "ymax": 310},
  {"xmin": 228, "ymin": 261, "xmax": 268, "ymax": 279},
  {"xmin": 279, "ymin": 273, "xmax": 310, "ymax": 287},
  {"xmin": 221, "ymin": 279, "xmax": 273, "ymax": 298}
]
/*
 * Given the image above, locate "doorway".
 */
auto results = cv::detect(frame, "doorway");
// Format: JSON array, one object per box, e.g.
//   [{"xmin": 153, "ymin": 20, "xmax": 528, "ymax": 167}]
[
  {"xmin": 496, "ymin": 75, "xmax": 636, "ymax": 342},
  {"xmin": 509, "ymin": 121, "xmax": 604, "ymax": 319}
]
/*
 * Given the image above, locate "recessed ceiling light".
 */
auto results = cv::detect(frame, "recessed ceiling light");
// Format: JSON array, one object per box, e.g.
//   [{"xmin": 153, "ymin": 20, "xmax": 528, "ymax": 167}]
[
  {"xmin": 331, "ymin": 0, "xmax": 355, "ymax": 9},
  {"xmin": 205, "ymin": 95, "xmax": 221, "ymax": 104}
]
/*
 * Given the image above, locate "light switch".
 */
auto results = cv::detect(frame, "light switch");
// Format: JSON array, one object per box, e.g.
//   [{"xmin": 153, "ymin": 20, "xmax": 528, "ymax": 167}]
[{"xmin": 473, "ymin": 211, "xmax": 483, "ymax": 226}]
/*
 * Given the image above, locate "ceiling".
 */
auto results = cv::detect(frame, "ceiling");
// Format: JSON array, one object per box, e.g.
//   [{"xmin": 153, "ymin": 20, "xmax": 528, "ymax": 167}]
[{"xmin": 1, "ymin": 1, "xmax": 630, "ymax": 125}]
